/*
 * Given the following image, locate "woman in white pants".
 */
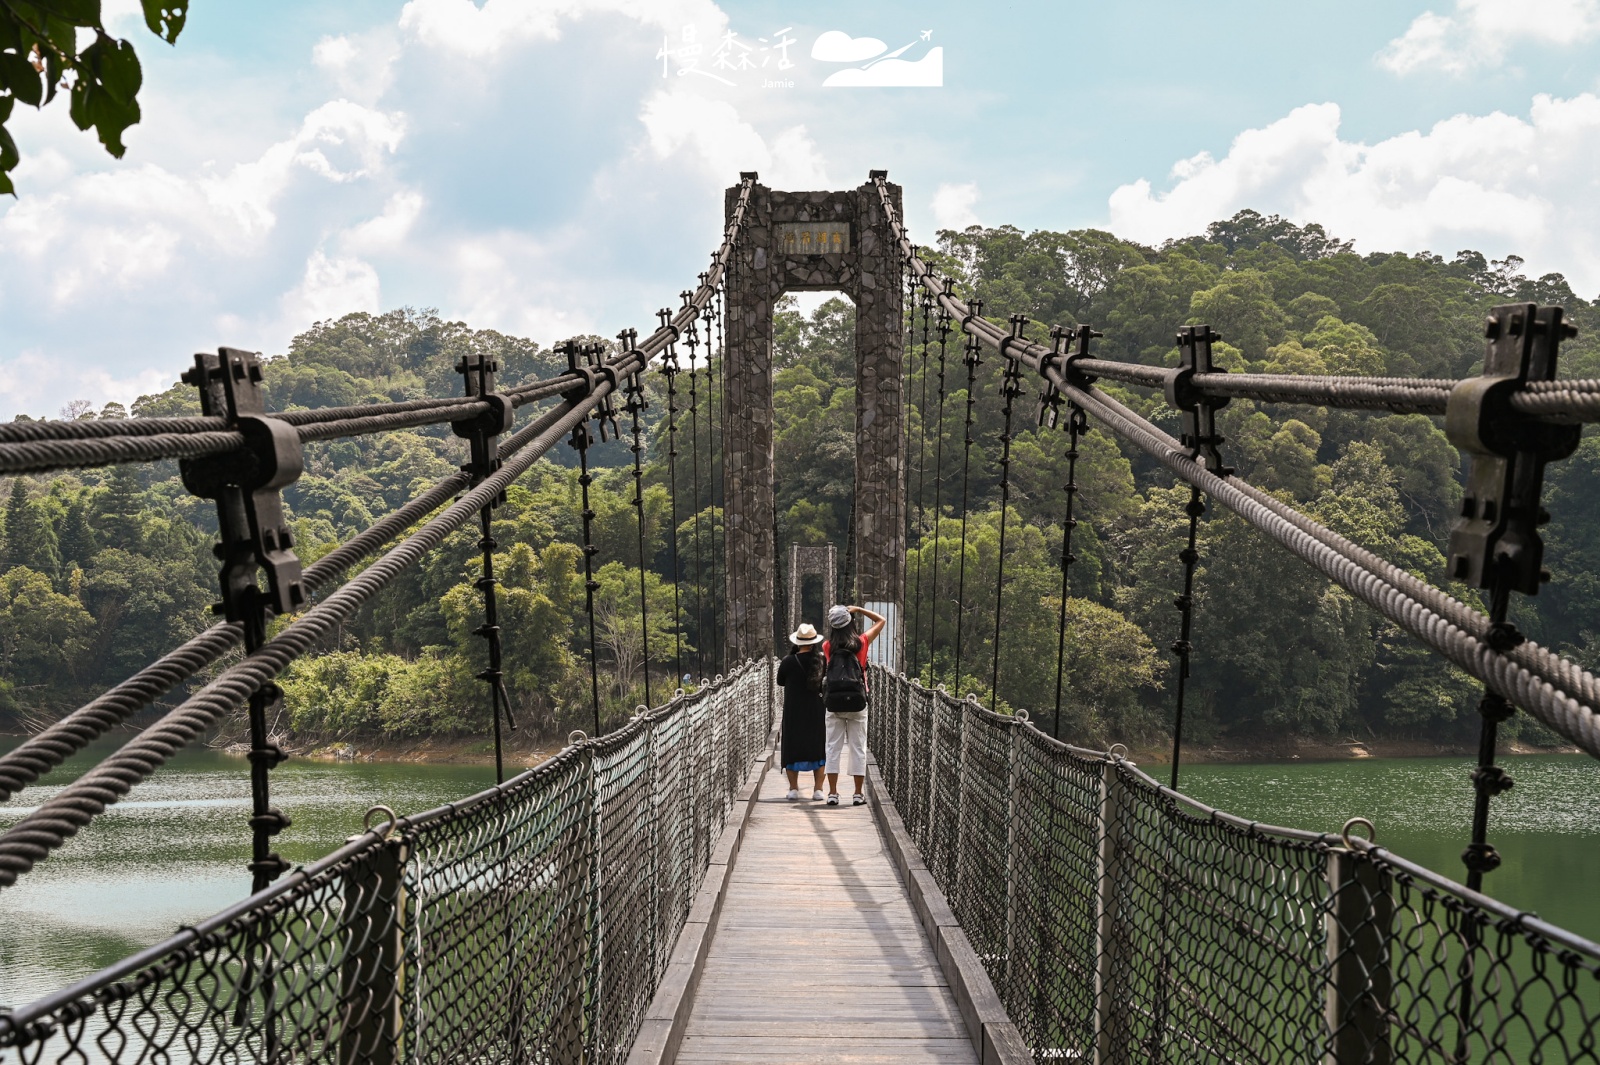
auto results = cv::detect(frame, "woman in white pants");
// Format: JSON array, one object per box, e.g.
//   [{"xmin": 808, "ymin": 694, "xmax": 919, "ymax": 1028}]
[{"xmin": 821, "ymin": 603, "xmax": 885, "ymax": 806}]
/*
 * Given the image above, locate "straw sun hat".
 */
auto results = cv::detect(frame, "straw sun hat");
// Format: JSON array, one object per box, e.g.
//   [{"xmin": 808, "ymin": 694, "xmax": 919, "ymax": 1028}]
[{"xmin": 789, "ymin": 623, "xmax": 824, "ymax": 646}]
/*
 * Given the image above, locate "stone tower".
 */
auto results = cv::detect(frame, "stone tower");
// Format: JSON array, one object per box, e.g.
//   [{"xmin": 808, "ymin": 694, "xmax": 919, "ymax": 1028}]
[{"xmin": 722, "ymin": 172, "xmax": 905, "ymax": 668}]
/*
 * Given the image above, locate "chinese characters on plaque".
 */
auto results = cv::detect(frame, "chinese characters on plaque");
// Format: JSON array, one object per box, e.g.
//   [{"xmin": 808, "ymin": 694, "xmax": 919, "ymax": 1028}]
[{"xmin": 778, "ymin": 223, "xmax": 851, "ymax": 256}]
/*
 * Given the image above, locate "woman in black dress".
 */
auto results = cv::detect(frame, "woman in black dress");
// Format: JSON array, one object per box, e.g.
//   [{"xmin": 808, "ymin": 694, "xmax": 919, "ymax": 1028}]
[{"xmin": 776, "ymin": 623, "xmax": 828, "ymax": 801}]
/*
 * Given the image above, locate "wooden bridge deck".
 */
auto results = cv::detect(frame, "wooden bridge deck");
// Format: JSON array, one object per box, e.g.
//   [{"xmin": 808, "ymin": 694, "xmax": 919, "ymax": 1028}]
[{"xmin": 675, "ymin": 769, "xmax": 977, "ymax": 1064}]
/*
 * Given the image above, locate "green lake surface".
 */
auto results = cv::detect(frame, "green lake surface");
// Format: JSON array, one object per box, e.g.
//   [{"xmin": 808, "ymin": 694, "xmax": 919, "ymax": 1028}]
[
  {"xmin": 0, "ymin": 739, "xmax": 497, "ymax": 1014},
  {"xmin": 1, "ymin": 744, "xmax": 1596, "ymax": 1018},
  {"xmin": 1177, "ymin": 754, "xmax": 1600, "ymax": 945}
]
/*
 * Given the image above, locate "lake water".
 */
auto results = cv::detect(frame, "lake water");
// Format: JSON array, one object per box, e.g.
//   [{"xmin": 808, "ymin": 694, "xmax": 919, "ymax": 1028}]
[
  {"xmin": 1176, "ymin": 754, "xmax": 1600, "ymax": 944},
  {"xmin": 1, "ymin": 744, "xmax": 1596, "ymax": 1017},
  {"xmin": 0, "ymin": 740, "xmax": 498, "ymax": 1014}
]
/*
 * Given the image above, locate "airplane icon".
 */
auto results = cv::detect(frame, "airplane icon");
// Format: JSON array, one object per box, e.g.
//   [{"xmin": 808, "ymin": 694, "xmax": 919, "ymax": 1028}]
[{"xmin": 920, "ymin": 30, "xmax": 932, "ymax": 40}]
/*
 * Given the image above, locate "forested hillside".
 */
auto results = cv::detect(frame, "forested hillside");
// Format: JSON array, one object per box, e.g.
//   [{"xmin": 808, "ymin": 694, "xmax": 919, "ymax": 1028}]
[{"xmin": 1, "ymin": 211, "xmax": 1595, "ymax": 751}]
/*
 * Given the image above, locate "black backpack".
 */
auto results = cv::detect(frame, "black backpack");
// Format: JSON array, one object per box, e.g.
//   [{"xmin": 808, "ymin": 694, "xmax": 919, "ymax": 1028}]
[{"xmin": 824, "ymin": 647, "xmax": 867, "ymax": 713}]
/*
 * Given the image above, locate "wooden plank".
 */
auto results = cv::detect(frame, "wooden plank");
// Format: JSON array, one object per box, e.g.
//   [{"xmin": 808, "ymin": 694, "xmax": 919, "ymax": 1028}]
[{"xmin": 674, "ymin": 770, "xmax": 980, "ymax": 1064}]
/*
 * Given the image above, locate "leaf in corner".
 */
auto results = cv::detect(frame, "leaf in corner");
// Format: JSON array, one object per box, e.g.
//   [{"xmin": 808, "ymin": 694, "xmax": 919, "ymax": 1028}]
[
  {"xmin": 0, "ymin": 124, "xmax": 18, "ymax": 195},
  {"xmin": 140, "ymin": 0, "xmax": 188, "ymax": 44},
  {"xmin": 96, "ymin": 36, "xmax": 142, "ymax": 104},
  {"xmin": 28, "ymin": 0, "xmax": 103, "ymax": 26},
  {"xmin": 0, "ymin": 50, "xmax": 46, "ymax": 108}
]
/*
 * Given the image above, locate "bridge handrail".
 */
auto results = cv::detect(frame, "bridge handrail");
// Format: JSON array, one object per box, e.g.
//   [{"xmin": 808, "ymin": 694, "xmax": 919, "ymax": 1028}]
[
  {"xmin": 868, "ymin": 666, "xmax": 1600, "ymax": 1063},
  {"xmin": 0, "ymin": 658, "xmax": 775, "ymax": 1061}
]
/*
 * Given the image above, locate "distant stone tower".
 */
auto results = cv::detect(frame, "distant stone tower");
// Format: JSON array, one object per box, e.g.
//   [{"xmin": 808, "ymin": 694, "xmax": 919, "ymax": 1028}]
[{"xmin": 722, "ymin": 172, "xmax": 905, "ymax": 669}]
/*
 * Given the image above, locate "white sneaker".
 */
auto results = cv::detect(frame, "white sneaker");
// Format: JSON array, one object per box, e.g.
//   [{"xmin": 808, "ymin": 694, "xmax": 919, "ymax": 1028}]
[
  {"xmin": 785, "ymin": 789, "xmax": 799, "ymax": 801},
  {"xmin": 826, "ymin": 793, "xmax": 839, "ymax": 806},
  {"xmin": 812, "ymin": 789, "xmax": 825, "ymax": 801},
  {"xmin": 852, "ymin": 793, "xmax": 867, "ymax": 807}
]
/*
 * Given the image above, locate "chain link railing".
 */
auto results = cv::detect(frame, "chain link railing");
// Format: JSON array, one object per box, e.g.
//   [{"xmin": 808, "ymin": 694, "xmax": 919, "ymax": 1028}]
[
  {"xmin": 0, "ymin": 660, "xmax": 774, "ymax": 1065},
  {"xmin": 868, "ymin": 665, "xmax": 1600, "ymax": 1064}
]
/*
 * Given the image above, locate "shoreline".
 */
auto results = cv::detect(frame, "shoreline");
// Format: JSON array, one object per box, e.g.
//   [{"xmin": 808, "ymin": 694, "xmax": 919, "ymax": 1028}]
[{"xmin": 1, "ymin": 732, "xmax": 1578, "ymax": 772}]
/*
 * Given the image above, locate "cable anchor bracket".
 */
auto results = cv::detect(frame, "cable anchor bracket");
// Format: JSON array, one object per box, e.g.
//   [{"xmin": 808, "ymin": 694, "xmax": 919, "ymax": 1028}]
[
  {"xmin": 1164, "ymin": 324, "xmax": 1233, "ymax": 476},
  {"xmin": 179, "ymin": 347, "xmax": 306, "ymax": 623},
  {"xmin": 452, "ymin": 351, "xmax": 514, "ymax": 503},
  {"xmin": 1445, "ymin": 302, "xmax": 1581, "ymax": 596}
]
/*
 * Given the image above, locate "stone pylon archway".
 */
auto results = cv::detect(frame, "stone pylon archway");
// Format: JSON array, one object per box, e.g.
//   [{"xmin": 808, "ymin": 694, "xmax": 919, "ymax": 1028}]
[{"xmin": 722, "ymin": 171, "xmax": 905, "ymax": 668}]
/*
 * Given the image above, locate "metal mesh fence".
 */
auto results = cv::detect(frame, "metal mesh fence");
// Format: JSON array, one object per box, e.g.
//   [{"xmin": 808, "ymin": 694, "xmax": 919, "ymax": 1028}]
[
  {"xmin": 0, "ymin": 660, "xmax": 774, "ymax": 1065},
  {"xmin": 869, "ymin": 666, "xmax": 1600, "ymax": 1064}
]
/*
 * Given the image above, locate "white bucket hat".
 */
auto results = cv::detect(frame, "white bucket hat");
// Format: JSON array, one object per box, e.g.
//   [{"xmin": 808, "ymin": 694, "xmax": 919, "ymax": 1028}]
[
  {"xmin": 789, "ymin": 622, "xmax": 824, "ymax": 646},
  {"xmin": 827, "ymin": 605, "xmax": 852, "ymax": 629}
]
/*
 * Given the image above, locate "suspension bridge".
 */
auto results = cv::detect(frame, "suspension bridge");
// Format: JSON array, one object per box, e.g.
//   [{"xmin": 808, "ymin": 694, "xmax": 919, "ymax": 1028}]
[{"xmin": 0, "ymin": 171, "xmax": 1598, "ymax": 1063}]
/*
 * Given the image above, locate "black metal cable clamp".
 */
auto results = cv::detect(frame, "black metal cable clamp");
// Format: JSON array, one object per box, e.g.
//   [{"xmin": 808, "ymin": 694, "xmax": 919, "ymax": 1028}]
[
  {"xmin": 178, "ymin": 347, "xmax": 307, "ymax": 890},
  {"xmin": 1159, "ymin": 327, "xmax": 1229, "ymax": 789},
  {"xmin": 1444, "ymin": 302, "xmax": 1582, "ymax": 886},
  {"xmin": 454, "ymin": 352, "xmax": 517, "ymax": 783},
  {"xmin": 1164, "ymin": 324, "xmax": 1233, "ymax": 477}
]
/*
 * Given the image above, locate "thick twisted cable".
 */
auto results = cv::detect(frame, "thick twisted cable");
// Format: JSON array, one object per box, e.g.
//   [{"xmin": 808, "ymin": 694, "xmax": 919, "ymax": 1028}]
[
  {"xmin": 0, "ymin": 183, "xmax": 744, "ymax": 858},
  {"xmin": 1058, "ymin": 350, "xmax": 1600, "ymax": 729},
  {"xmin": 0, "ymin": 387, "xmax": 609, "ymax": 887},
  {"xmin": 0, "ymin": 386, "xmax": 589, "ymax": 803},
  {"xmin": 0, "ymin": 373, "xmax": 581, "ymax": 475},
  {"xmin": 1068, "ymin": 358, "xmax": 1600, "ymax": 420},
  {"xmin": 871, "ymin": 186, "xmax": 1600, "ymax": 757},
  {"xmin": 1058, "ymin": 379, "xmax": 1600, "ymax": 757},
  {"xmin": 0, "ymin": 470, "xmax": 476, "ymax": 802}
]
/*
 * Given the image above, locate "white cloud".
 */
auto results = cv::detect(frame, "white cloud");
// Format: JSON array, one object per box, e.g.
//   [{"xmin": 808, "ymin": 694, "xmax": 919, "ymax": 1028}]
[
  {"xmin": 398, "ymin": 0, "xmax": 727, "ymax": 56},
  {"xmin": 444, "ymin": 232, "xmax": 596, "ymax": 340},
  {"xmin": 640, "ymin": 88, "xmax": 829, "ymax": 189},
  {"xmin": 0, "ymin": 100, "xmax": 407, "ymax": 307},
  {"xmin": 931, "ymin": 182, "xmax": 980, "ymax": 231},
  {"xmin": 281, "ymin": 250, "xmax": 382, "ymax": 328},
  {"xmin": 1108, "ymin": 96, "xmax": 1600, "ymax": 293},
  {"xmin": 341, "ymin": 191, "xmax": 425, "ymax": 253},
  {"xmin": 1379, "ymin": 0, "xmax": 1600, "ymax": 74},
  {"xmin": 811, "ymin": 31, "xmax": 887, "ymax": 63},
  {"xmin": 314, "ymin": 35, "xmax": 358, "ymax": 70},
  {"xmin": 0, "ymin": 350, "xmax": 172, "ymax": 417}
]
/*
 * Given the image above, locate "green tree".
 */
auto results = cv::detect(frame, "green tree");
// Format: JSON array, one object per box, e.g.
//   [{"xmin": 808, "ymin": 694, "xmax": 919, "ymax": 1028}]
[
  {"xmin": 0, "ymin": 566, "xmax": 93, "ymax": 687},
  {"xmin": 3, "ymin": 478, "xmax": 60, "ymax": 582}
]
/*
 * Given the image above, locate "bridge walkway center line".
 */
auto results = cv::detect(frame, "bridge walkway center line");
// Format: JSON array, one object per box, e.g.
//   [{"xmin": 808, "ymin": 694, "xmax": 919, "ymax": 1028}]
[{"xmin": 674, "ymin": 765, "xmax": 979, "ymax": 1064}]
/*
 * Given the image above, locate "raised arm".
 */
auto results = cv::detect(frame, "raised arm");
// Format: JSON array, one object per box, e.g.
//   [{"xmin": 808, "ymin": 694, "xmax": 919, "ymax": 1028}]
[{"xmin": 849, "ymin": 604, "xmax": 886, "ymax": 644}]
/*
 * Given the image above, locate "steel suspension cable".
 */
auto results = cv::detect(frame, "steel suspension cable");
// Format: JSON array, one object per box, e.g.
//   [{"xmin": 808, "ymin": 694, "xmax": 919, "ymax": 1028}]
[
  {"xmin": 989, "ymin": 316, "xmax": 1027, "ymax": 712},
  {"xmin": 1168, "ymin": 486, "xmax": 1205, "ymax": 790},
  {"xmin": 1054, "ymin": 403, "xmax": 1086, "ymax": 741},
  {"xmin": 456, "ymin": 354, "xmax": 516, "ymax": 785},
  {"xmin": 953, "ymin": 300, "xmax": 984, "ymax": 690},
  {"xmin": 902, "ymin": 253, "xmax": 918, "ymax": 670},
  {"xmin": 0, "ymin": 375, "xmax": 581, "ymax": 476},
  {"xmin": 928, "ymin": 289, "xmax": 953, "ymax": 687},
  {"xmin": 569, "ymin": 350, "xmax": 605, "ymax": 735},
  {"xmin": 910, "ymin": 276, "xmax": 933, "ymax": 678},
  {"xmin": 0, "ymin": 175, "xmax": 758, "ymax": 879},
  {"xmin": 622, "ymin": 331, "xmax": 653, "ymax": 709},
  {"xmin": 659, "ymin": 310, "xmax": 686, "ymax": 683},
  {"xmin": 0, "ymin": 383, "xmax": 621, "ymax": 886},
  {"xmin": 704, "ymin": 279, "xmax": 724, "ymax": 675},
  {"xmin": 684, "ymin": 294, "xmax": 708, "ymax": 680}
]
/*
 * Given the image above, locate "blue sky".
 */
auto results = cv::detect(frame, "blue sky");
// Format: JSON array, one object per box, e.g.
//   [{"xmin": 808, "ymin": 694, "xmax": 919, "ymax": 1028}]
[{"xmin": 3, "ymin": 0, "xmax": 1600, "ymax": 418}]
